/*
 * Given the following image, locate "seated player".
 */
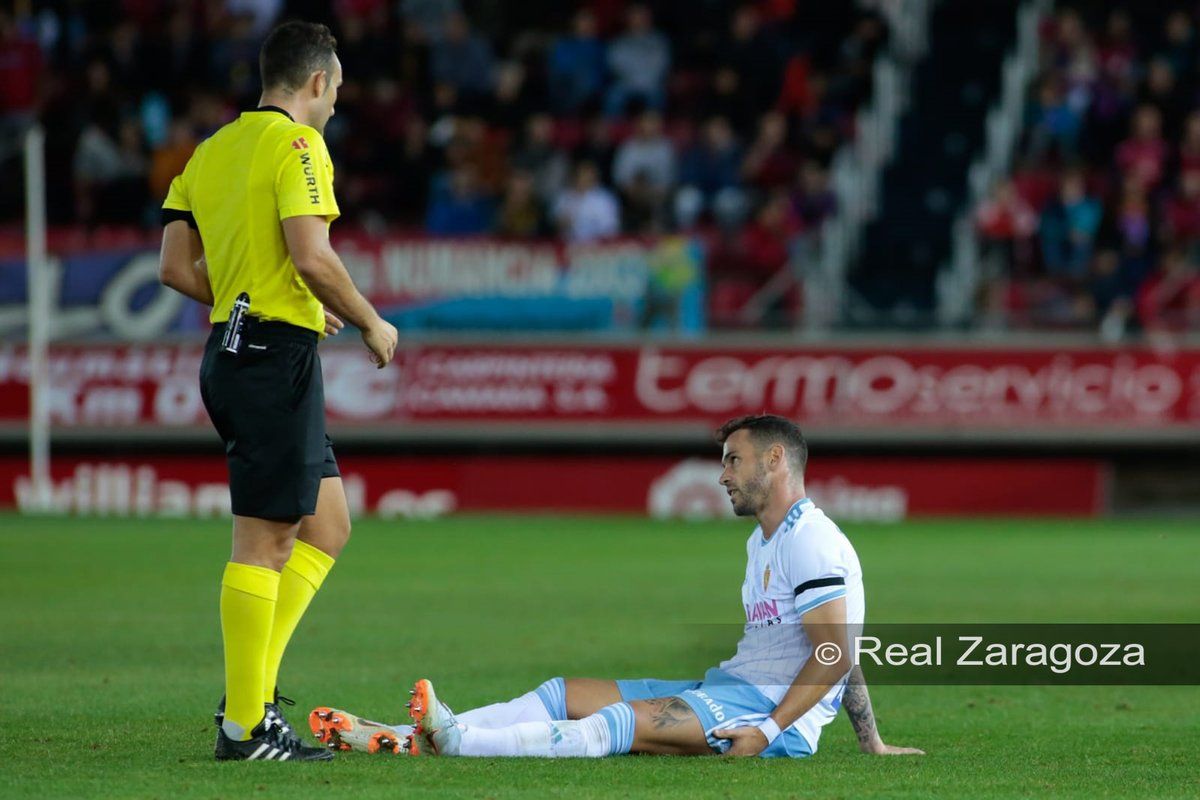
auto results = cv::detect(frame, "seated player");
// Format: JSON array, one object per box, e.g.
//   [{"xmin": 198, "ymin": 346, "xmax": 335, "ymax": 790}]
[{"xmin": 310, "ymin": 415, "xmax": 923, "ymax": 759}]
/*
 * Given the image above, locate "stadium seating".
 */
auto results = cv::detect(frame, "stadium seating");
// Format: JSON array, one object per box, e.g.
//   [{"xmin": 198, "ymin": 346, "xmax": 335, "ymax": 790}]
[
  {"xmin": 0, "ymin": 0, "xmax": 887, "ymax": 330},
  {"xmin": 982, "ymin": 1, "xmax": 1200, "ymax": 336},
  {"xmin": 5, "ymin": 1, "xmax": 1197, "ymax": 335}
]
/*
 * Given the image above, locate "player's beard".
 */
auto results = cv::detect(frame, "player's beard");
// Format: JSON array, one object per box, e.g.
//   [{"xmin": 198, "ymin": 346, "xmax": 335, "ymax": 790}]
[{"xmin": 729, "ymin": 465, "xmax": 769, "ymax": 517}]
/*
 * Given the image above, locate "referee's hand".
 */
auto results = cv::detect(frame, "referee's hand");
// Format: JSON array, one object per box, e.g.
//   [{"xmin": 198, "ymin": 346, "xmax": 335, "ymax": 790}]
[
  {"xmin": 324, "ymin": 310, "xmax": 345, "ymax": 336},
  {"xmin": 362, "ymin": 318, "xmax": 399, "ymax": 368}
]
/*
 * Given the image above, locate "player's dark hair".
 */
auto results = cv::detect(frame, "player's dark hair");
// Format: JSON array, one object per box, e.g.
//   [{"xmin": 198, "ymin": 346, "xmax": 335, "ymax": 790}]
[
  {"xmin": 716, "ymin": 414, "xmax": 808, "ymax": 474},
  {"xmin": 260, "ymin": 21, "xmax": 337, "ymax": 92}
]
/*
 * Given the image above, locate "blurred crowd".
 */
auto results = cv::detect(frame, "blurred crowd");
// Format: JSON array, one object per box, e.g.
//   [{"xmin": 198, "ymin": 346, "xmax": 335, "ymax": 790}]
[
  {"xmin": 977, "ymin": 4, "xmax": 1200, "ymax": 337},
  {"xmin": 0, "ymin": 0, "xmax": 892, "ymax": 327}
]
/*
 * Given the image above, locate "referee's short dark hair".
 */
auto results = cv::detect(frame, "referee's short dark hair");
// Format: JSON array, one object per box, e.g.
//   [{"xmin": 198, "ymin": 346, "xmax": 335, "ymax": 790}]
[
  {"xmin": 260, "ymin": 21, "xmax": 338, "ymax": 92},
  {"xmin": 716, "ymin": 414, "xmax": 808, "ymax": 475}
]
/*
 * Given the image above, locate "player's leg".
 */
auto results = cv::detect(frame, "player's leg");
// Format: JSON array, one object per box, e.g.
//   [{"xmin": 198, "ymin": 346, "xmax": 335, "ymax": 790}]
[
  {"xmin": 264, "ymin": 472, "xmax": 349, "ymax": 703},
  {"xmin": 396, "ymin": 676, "xmax": 605, "ymax": 730},
  {"xmin": 406, "ymin": 676, "xmax": 685, "ymax": 730},
  {"xmin": 627, "ymin": 697, "xmax": 711, "ymax": 755},
  {"xmin": 296, "ymin": 475, "xmax": 351, "ymax": 556},
  {"xmin": 394, "ymin": 677, "xmax": 636, "ymax": 730},
  {"xmin": 221, "ymin": 514, "xmax": 300, "ymax": 741},
  {"xmin": 207, "ymin": 330, "xmax": 342, "ymax": 759},
  {"xmin": 450, "ymin": 677, "xmax": 571, "ymax": 727},
  {"xmin": 310, "ymin": 675, "xmax": 578, "ymax": 751},
  {"xmin": 256, "ymin": 340, "xmax": 342, "ymax": 707},
  {"xmin": 411, "ymin": 680, "xmax": 711, "ymax": 757},
  {"xmin": 564, "ymin": 679, "xmax": 621, "ymax": 718}
]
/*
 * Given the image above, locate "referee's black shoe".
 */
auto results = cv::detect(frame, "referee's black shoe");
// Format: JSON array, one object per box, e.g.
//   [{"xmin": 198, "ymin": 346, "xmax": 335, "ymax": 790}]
[
  {"xmin": 215, "ymin": 714, "xmax": 334, "ymax": 761},
  {"xmin": 215, "ymin": 690, "xmax": 305, "ymax": 750}
]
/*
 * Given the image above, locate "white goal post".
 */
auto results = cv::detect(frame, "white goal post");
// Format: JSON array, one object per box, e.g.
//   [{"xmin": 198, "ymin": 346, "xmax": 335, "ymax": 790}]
[{"xmin": 24, "ymin": 124, "xmax": 51, "ymax": 513}]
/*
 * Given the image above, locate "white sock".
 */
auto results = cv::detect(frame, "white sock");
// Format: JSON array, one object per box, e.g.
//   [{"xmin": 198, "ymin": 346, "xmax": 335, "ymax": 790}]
[
  {"xmin": 455, "ymin": 702, "xmax": 635, "ymax": 758},
  {"xmin": 458, "ymin": 695, "xmax": 552, "ymax": 728},
  {"xmin": 454, "ymin": 677, "xmax": 567, "ymax": 728},
  {"xmin": 457, "ymin": 718, "xmax": 602, "ymax": 757},
  {"xmin": 387, "ymin": 678, "xmax": 566, "ymax": 736}
]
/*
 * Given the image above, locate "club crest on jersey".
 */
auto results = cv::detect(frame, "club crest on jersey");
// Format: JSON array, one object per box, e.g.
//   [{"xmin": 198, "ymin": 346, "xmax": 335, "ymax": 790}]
[
  {"xmin": 291, "ymin": 137, "xmax": 310, "ymax": 150},
  {"xmin": 763, "ymin": 565, "xmax": 771, "ymax": 591}
]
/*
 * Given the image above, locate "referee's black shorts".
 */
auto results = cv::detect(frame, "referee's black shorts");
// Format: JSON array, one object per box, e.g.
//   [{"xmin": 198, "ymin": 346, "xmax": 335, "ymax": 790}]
[{"xmin": 200, "ymin": 318, "xmax": 339, "ymax": 520}]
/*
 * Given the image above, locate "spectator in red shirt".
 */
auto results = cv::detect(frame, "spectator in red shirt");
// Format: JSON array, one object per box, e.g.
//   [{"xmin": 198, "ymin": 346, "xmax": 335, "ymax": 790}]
[
  {"xmin": 976, "ymin": 179, "xmax": 1037, "ymax": 242},
  {"xmin": 707, "ymin": 190, "xmax": 800, "ymax": 328},
  {"xmin": 1116, "ymin": 104, "xmax": 1168, "ymax": 189},
  {"xmin": 742, "ymin": 111, "xmax": 798, "ymax": 190},
  {"xmin": 740, "ymin": 191, "xmax": 801, "ymax": 326},
  {"xmin": 0, "ymin": 8, "xmax": 42, "ymax": 162},
  {"xmin": 742, "ymin": 191, "xmax": 800, "ymax": 278},
  {"xmin": 1137, "ymin": 246, "xmax": 1200, "ymax": 333},
  {"xmin": 1164, "ymin": 170, "xmax": 1200, "ymax": 243},
  {"xmin": 0, "ymin": 9, "xmax": 41, "ymax": 113},
  {"xmin": 976, "ymin": 179, "xmax": 1037, "ymax": 282}
]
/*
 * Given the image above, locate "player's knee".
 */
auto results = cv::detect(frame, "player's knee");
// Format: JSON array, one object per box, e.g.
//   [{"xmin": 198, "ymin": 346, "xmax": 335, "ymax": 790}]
[
  {"xmin": 322, "ymin": 514, "xmax": 351, "ymax": 558},
  {"xmin": 269, "ymin": 537, "xmax": 297, "ymax": 571},
  {"xmin": 231, "ymin": 521, "xmax": 298, "ymax": 569}
]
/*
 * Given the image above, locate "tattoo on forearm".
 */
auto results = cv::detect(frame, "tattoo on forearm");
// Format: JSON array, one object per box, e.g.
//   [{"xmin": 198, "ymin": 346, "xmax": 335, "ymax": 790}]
[
  {"xmin": 842, "ymin": 666, "xmax": 878, "ymax": 746},
  {"xmin": 645, "ymin": 698, "xmax": 694, "ymax": 730}
]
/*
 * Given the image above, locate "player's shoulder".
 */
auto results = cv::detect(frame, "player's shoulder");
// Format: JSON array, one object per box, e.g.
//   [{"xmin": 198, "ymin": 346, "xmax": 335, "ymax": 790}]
[
  {"xmin": 787, "ymin": 506, "xmax": 853, "ymax": 553},
  {"xmin": 264, "ymin": 118, "xmax": 327, "ymax": 154},
  {"xmin": 797, "ymin": 506, "xmax": 843, "ymax": 536}
]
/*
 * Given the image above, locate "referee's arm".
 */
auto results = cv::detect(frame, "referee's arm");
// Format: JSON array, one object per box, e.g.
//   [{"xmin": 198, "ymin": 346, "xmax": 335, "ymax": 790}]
[
  {"xmin": 283, "ymin": 214, "xmax": 397, "ymax": 366},
  {"xmin": 159, "ymin": 219, "xmax": 214, "ymax": 306}
]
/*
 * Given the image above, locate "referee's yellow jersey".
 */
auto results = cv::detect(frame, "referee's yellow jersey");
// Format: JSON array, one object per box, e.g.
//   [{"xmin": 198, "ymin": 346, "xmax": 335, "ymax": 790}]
[{"xmin": 162, "ymin": 107, "xmax": 340, "ymax": 334}]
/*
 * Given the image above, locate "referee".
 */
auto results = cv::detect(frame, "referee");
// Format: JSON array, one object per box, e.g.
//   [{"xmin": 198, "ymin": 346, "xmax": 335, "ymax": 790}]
[{"xmin": 157, "ymin": 22, "xmax": 398, "ymax": 761}]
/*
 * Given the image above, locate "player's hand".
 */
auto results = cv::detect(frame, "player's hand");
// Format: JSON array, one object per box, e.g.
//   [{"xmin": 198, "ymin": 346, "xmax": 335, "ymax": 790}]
[
  {"xmin": 323, "ymin": 309, "xmax": 344, "ymax": 336},
  {"xmin": 714, "ymin": 726, "xmax": 768, "ymax": 757},
  {"xmin": 362, "ymin": 318, "xmax": 398, "ymax": 368},
  {"xmin": 861, "ymin": 737, "xmax": 925, "ymax": 756}
]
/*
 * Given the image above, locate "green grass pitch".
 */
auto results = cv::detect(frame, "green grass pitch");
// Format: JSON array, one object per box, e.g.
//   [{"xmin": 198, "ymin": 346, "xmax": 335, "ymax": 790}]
[{"xmin": 2, "ymin": 514, "xmax": 1198, "ymax": 799}]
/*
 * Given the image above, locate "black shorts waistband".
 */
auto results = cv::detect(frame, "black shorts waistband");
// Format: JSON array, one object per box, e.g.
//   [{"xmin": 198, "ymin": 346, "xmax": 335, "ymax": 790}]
[{"xmin": 210, "ymin": 317, "xmax": 319, "ymax": 345}]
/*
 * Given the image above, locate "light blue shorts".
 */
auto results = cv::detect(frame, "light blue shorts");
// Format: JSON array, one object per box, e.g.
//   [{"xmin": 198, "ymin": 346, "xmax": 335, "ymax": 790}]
[{"xmin": 616, "ymin": 668, "xmax": 814, "ymax": 758}]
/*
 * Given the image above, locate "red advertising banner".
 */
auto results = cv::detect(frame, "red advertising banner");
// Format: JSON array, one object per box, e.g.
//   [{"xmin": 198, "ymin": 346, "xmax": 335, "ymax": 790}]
[
  {"xmin": 0, "ymin": 342, "xmax": 1197, "ymax": 440},
  {"xmin": 0, "ymin": 455, "xmax": 1105, "ymax": 519}
]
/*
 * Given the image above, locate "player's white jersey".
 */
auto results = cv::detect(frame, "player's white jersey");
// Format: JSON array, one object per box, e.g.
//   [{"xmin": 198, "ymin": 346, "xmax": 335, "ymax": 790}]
[{"xmin": 718, "ymin": 497, "xmax": 864, "ymax": 751}]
